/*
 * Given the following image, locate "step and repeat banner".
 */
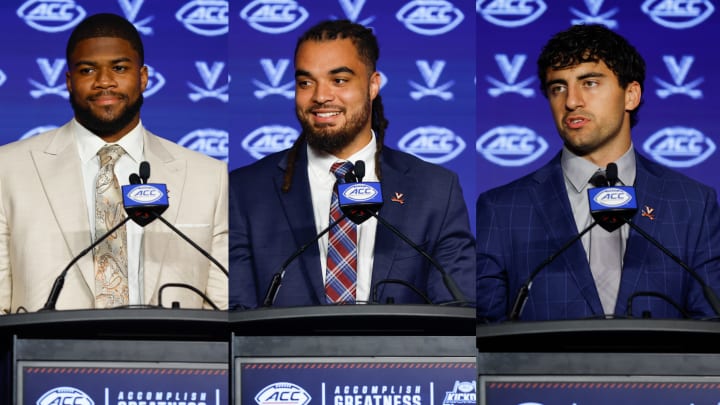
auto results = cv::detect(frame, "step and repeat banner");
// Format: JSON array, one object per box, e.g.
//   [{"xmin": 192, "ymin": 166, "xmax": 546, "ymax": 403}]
[
  {"xmin": 231, "ymin": 0, "xmax": 477, "ymax": 227},
  {"xmin": 0, "ymin": 0, "xmax": 718, "ymax": 229},
  {"xmin": 0, "ymin": 0, "xmax": 229, "ymax": 163},
  {"xmin": 477, "ymin": 0, "xmax": 720, "ymax": 200}
]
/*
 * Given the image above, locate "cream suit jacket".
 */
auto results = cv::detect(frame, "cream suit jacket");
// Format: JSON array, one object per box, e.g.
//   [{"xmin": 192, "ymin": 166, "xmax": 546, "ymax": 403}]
[{"xmin": 0, "ymin": 122, "xmax": 228, "ymax": 313}]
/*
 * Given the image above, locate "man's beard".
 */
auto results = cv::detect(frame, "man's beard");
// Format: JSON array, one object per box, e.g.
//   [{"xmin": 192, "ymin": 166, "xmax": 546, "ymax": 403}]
[
  {"xmin": 70, "ymin": 93, "xmax": 144, "ymax": 137},
  {"xmin": 298, "ymin": 98, "xmax": 372, "ymax": 154}
]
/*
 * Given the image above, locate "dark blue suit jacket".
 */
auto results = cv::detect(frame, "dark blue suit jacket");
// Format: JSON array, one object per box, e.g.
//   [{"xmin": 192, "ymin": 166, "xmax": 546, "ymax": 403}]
[
  {"xmin": 477, "ymin": 151, "xmax": 720, "ymax": 321},
  {"xmin": 229, "ymin": 144, "xmax": 476, "ymax": 309}
]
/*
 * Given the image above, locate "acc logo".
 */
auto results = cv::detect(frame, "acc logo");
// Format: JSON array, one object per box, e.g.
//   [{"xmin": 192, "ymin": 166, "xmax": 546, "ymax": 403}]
[
  {"xmin": 398, "ymin": 126, "xmax": 466, "ymax": 164},
  {"xmin": 37, "ymin": 386, "xmax": 94, "ymax": 405},
  {"xmin": 144, "ymin": 65, "xmax": 166, "ymax": 97},
  {"xmin": 594, "ymin": 188, "xmax": 633, "ymax": 207},
  {"xmin": 642, "ymin": 126, "xmax": 716, "ymax": 168},
  {"xmin": 342, "ymin": 184, "xmax": 379, "ymax": 202},
  {"xmin": 175, "ymin": 0, "xmax": 229, "ymax": 36},
  {"xmin": 477, "ymin": 0, "xmax": 547, "ymax": 28},
  {"xmin": 178, "ymin": 128, "xmax": 228, "ymax": 161},
  {"xmin": 396, "ymin": 0, "xmax": 464, "ymax": 36},
  {"xmin": 17, "ymin": 0, "xmax": 86, "ymax": 33},
  {"xmin": 127, "ymin": 185, "xmax": 164, "ymax": 204},
  {"xmin": 476, "ymin": 125, "xmax": 548, "ymax": 167},
  {"xmin": 255, "ymin": 382, "xmax": 311, "ymax": 405},
  {"xmin": 641, "ymin": 0, "xmax": 715, "ymax": 29},
  {"xmin": 242, "ymin": 125, "xmax": 298, "ymax": 160},
  {"xmin": 240, "ymin": 0, "xmax": 309, "ymax": 34}
]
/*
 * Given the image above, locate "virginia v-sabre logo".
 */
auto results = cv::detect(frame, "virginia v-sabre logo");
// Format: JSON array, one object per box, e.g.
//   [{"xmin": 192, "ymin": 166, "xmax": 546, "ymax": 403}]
[
  {"xmin": 240, "ymin": 0, "xmax": 308, "ymax": 34},
  {"xmin": 17, "ymin": 0, "xmax": 86, "ymax": 33},
  {"xmin": 410, "ymin": 60, "xmax": 454, "ymax": 101},
  {"xmin": 254, "ymin": 59, "xmax": 294, "ymax": 99},
  {"xmin": 30, "ymin": 58, "xmax": 67, "ymax": 99},
  {"xmin": 476, "ymin": 125, "xmax": 548, "ymax": 167},
  {"xmin": 655, "ymin": 55, "xmax": 703, "ymax": 99},
  {"xmin": 486, "ymin": 54, "xmax": 535, "ymax": 98},
  {"xmin": 119, "ymin": 0, "xmax": 153, "ymax": 35},
  {"xmin": 333, "ymin": 0, "xmax": 375, "ymax": 26},
  {"xmin": 477, "ymin": 0, "xmax": 546, "ymax": 28},
  {"xmin": 189, "ymin": 61, "xmax": 229, "ymax": 102},
  {"xmin": 570, "ymin": 0, "xmax": 619, "ymax": 28}
]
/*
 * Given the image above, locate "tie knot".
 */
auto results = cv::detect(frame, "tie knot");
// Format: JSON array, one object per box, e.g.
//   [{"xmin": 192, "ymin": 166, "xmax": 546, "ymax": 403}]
[
  {"xmin": 98, "ymin": 144, "xmax": 125, "ymax": 165},
  {"xmin": 330, "ymin": 161, "xmax": 354, "ymax": 183},
  {"xmin": 589, "ymin": 170, "xmax": 608, "ymax": 187}
]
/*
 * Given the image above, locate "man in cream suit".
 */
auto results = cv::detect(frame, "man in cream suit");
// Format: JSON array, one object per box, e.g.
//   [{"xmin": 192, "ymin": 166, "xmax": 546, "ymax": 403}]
[{"xmin": 0, "ymin": 13, "xmax": 228, "ymax": 313}]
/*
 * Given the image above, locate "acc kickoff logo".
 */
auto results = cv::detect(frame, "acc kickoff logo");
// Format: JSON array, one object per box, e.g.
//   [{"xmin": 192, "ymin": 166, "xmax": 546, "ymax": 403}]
[
  {"xmin": 476, "ymin": 125, "xmax": 548, "ymax": 167},
  {"xmin": 398, "ymin": 126, "xmax": 466, "ymax": 164},
  {"xmin": 37, "ymin": 386, "xmax": 93, "ymax": 405},
  {"xmin": 477, "ymin": 0, "xmax": 547, "ymax": 28},
  {"xmin": 241, "ymin": 0, "xmax": 309, "ymax": 34},
  {"xmin": 593, "ymin": 188, "xmax": 633, "ymax": 207},
  {"xmin": 178, "ymin": 128, "xmax": 229, "ymax": 161},
  {"xmin": 342, "ymin": 184, "xmax": 379, "ymax": 202},
  {"xmin": 255, "ymin": 382, "xmax": 311, "ymax": 405},
  {"xmin": 17, "ymin": 0, "xmax": 86, "ymax": 33},
  {"xmin": 176, "ymin": 0, "xmax": 229, "ymax": 36},
  {"xmin": 396, "ymin": 0, "xmax": 464, "ymax": 36},
  {"xmin": 443, "ymin": 380, "xmax": 476, "ymax": 405},
  {"xmin": 642, "ymin": 126, "xmax": 716, "ymax": 168},
  {"xmin": 242, "ymin": 125, "xmax": 299, "ymax": 160},
  {"xmin": 642, "ymin": 0, "xmax": 715, "ymax": 29}
]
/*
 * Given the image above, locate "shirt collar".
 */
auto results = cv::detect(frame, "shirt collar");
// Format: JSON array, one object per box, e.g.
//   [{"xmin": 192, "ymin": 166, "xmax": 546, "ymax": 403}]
[
  {"xmin": 561, "ymin": 144, "xmax": 637, "ymax": 192},
  {"xmin": 74, "ymin": 118, "xmax": 144, "ymax": 164}
]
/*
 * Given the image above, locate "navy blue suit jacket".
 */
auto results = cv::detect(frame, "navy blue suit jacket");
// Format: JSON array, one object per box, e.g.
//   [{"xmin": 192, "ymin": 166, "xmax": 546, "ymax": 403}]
[
  {"xmin": 229, "ymin": 144, "xmax": 476, "ymax": 309},
  {"xmin": 477, "ymin": 151, "xmax": 720, "ymax": 321}
]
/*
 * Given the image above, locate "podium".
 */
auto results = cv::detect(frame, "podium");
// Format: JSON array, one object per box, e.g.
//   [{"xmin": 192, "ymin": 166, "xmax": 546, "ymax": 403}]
[
  {"xmin": 230, "ymin": 305, "xmax": 477, "ymax": 405},
  {"xmin": 1, "ymin": 308, "xmax": 229, "ymax": 405},
  {"xmin": 0, "ymin": 305, "xmax": 476, "ymax": 404},
  {"xmin": 477, "ymin": 319, "xmax": 720, "ymax": 404}
]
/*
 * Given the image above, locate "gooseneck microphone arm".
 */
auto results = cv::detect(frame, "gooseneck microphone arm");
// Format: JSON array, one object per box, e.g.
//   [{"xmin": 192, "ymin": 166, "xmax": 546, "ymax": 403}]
[
  {"xmin": 508, "ymin": 222, "xmax": 598, "ymax": 320},
  {"xmin": 369, "ymin": 211, "xmax": 468, "ymax": 305},
  {"xmin": 621, "ymin": 218, "xmax": 720, "ymax": 317},
  {"xmin": 150, "ymin": 212, "xmax": 228, "ymax": 277},
  {"xmin": 42, "ymin": 216, "xmax": 133, "ymax": 311},
  {"xmin": 262, "ymin": 214, "xmax": 348, "ymax": 307}
]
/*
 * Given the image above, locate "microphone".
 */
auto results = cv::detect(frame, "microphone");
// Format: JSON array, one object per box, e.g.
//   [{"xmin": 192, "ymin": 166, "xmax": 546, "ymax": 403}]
[
  {"xmin": 42, "ymin": 171, "xmax": 166, "ymax": 311},
  {"xmin": 261, "ymin": 213, "xmax": 348, "ymax": 307},
  {"xmin": 42, "ymin": 216, "xmax": 133, "ymax": 311},
  {"xmin": 339, "ymin": 161, "xmax": 468, "ymax": 305}
]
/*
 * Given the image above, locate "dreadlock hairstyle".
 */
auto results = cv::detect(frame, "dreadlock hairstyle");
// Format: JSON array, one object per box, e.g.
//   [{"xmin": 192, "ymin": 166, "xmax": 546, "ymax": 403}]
[
  {"xmin": 536, "ymin": 24, "xmax": 645, "ymax": 128},
  {"xmin": 66, "ymin": 13, "xmax": 145, "ymax": 65},
  {"xmin": 281, "ymin": 19, "xmax": 389, "ymax": 193}
]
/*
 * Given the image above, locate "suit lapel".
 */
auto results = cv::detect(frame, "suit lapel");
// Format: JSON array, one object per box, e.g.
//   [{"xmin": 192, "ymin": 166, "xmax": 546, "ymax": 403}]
[
  {"xmin": 532, "ymin": 157, "xmax": 604, "ymax": 315},
  {"xmin": 140, "ymin": 131, "xmax": 186, "ymax": 302},
  {"xmin": 31, "ymin": 124, "xmax": 94, "ymax": 293},
  {"xmin": 276, "ymin": 147, "xmax": 326, "ymax": 303}
]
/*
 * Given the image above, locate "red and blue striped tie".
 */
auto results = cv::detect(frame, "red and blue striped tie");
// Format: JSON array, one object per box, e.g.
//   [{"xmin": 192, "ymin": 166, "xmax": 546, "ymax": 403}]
[{"xmin": 325, "ymin": 161, "xmax": 357, "ymax": 304}]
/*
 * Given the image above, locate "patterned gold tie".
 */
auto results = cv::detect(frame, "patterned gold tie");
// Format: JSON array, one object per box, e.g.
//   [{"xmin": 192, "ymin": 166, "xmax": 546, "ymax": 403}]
[{"xmin": 93, "ymin": 144, "xmax": 129, "ymax": 308}]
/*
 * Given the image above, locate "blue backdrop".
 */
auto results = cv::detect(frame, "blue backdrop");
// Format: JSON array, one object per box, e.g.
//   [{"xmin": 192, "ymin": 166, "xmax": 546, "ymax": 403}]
[{"xmin": 0, "ymin": 0, "xmax": 719, "ymax": 235}]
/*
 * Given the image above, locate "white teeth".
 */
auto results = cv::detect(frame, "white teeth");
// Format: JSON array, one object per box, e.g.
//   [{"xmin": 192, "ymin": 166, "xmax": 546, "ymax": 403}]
[{"xmin": 316, "ymin": 112, "xmax": 339, "ymax": 118}]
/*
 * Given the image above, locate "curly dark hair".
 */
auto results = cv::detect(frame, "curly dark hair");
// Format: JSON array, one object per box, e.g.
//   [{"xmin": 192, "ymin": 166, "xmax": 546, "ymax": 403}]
[
  {"xmin": 537, "ymin": 24, "xmax": 645, "ymax": 128},
  {"xmin": 66, "ymin": 13, "xmax": 144, "ymax": 65},
  {"xmin": 282, "ymin": 19, "xmax": 389, "ymax": 193}
]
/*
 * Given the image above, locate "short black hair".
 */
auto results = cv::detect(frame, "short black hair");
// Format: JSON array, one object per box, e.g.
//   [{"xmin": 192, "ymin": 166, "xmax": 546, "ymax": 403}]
[
  {"xmin": 537, "ymin": 24, "xmax": 645, "ymax": 127},
  {"xmin": 66, "ymin": 13, "xmax": 144, "ymax": 65},
  {"xmin": 294, "ymin": 19, "xmax": 379, "ymax": 73}
]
